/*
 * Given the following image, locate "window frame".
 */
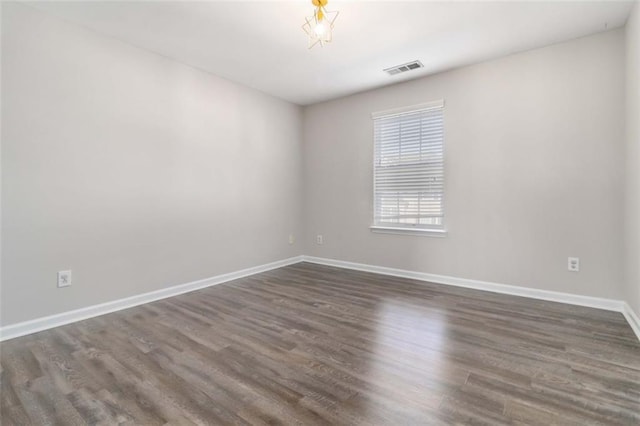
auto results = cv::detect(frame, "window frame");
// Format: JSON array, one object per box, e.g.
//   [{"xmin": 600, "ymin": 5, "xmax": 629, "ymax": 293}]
[{"xmin": 370, "ymin": 100, "xmax": 447, "ymax": 237}]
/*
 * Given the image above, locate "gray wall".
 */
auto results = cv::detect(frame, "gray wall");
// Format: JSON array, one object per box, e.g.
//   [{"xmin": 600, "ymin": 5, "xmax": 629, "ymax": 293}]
[
  {"xmin": 303, "ymin": 30, "xmax": 626, "ymax": 301},
  {"xmin": 625, "ymin": 3, "xmax": 640, "ymax": 317},
  {"xmin": 1, "ymin": 3, "xmax": 633, "ymax": 327},
  {"xmin": 1, "ymin": 3, "xmax": 303, "ymax": 325}
]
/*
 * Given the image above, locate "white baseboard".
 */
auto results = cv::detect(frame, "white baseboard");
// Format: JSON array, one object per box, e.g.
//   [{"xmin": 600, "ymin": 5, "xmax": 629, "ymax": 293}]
[
  {"xmin": 0, "ymin": 256, "xmax": 304, "ymax": 342},
  {"xmin": 3, "ymin": 254, "xmax": 638, "ymax": 343},
  {"xmin": 622, "ymin": 303, "xmax": 640, "ymax": 342},
  {"xmin": 303, "ymin": 256, "xmax": 640, "ymax": 341},
  {"xmin": 302, "ymin": 256, "xmax": 626, "ymax": 312}
]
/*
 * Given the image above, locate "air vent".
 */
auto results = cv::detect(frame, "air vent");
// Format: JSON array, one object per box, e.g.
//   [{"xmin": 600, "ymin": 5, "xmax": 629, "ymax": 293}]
[{"xmin": 384, "ymin": 60, "xmax": 424, "ymax": 76}]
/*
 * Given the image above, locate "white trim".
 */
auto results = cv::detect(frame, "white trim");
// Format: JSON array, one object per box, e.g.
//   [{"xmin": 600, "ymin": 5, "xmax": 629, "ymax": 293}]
[
  {"xmin": 0, "ymin": 256, "xmax": 304, "ymax": 342},
  {"xmin": 370, "ymin": 225, "xmax": 448, "ymax": 237},
  {"xmin": 622, "ymin": 302, "xmax": 640, "ymax": 342},
  {"xmin": 371, "ymin": 99, "xmax": 444, "ymax": 119},
  {"xmin": 301, "ymin": 256, "xmax": 626, "ymax": 312},
  {"xmin": 3, "ymin": 254, "xmax": 638, "ymax": 344}
]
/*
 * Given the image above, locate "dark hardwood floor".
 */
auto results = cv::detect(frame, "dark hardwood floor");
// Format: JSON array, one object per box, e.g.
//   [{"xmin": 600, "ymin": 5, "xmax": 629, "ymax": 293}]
[{"xmin": 1, "ymin": 262, "xmax": 639, "ymax": 425}]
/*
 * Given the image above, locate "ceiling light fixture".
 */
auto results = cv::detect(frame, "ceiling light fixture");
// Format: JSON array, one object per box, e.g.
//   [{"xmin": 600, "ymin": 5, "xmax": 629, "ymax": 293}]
[{"xmin": 302, "ymin": 0, "xmax": 339, "ymax": 49}]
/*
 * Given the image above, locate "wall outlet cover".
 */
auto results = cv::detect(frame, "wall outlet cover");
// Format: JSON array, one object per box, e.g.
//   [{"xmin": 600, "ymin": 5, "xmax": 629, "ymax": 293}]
[{"xmin": 58, "ymin": 270, "xmax": 72, "ymax": 287}]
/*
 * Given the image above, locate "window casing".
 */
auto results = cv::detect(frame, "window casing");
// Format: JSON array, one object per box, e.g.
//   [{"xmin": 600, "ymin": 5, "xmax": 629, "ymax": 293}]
[{"xmin": 372, "ymin": 100, "xmax": 445, "ymax": 234}]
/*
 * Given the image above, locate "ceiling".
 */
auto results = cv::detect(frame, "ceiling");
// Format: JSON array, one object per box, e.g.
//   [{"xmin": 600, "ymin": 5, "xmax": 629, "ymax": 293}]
[{"xmin": 28, "ymin": 1, "xmax": 635, "ymax": 106}]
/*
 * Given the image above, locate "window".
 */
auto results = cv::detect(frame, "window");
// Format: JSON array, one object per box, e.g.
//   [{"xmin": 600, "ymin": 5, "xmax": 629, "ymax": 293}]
[{"xmin": 371, "ymin": 100, "xmax": 445, "ymax": 235}]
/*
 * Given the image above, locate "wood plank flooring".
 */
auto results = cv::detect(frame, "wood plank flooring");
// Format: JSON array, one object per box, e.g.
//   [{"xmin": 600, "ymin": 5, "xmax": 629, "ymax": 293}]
[{"xmin": 1, "ymin": 262, "xmax": 639, "ymax": 425}]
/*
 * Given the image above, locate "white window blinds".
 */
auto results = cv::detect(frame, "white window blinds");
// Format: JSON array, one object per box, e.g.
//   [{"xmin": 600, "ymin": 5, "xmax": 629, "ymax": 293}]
[{"xmin": 373, "ymin": 101, "xmax": 445, "ymax": 230}]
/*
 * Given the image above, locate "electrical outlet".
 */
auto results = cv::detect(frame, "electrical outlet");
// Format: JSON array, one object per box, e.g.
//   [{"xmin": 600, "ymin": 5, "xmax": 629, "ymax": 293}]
[
  {"xmin": 316, "ymin": 234, "xmax": 323, "ymax": 245},
  {"xmin": 288, "ymin": 234, "xmax": 295, "ymax": 245},
  {"xmin": 58, "ymin": 270, "xmax": 72, "ymax": 287},
  {"xmin": 568, "ymin": 257, "xmax": 579, "ymax": 272}
]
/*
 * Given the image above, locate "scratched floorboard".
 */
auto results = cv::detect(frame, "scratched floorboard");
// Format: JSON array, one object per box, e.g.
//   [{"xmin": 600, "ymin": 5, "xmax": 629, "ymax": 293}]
[{"xmin": 1, "ymin": 262, "xmax": 639, "ymax": 425}]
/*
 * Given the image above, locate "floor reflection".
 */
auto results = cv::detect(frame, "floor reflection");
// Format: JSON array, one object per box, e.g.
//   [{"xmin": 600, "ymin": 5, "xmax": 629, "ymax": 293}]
[{"xmin": 354, "ymin": 298, "xmax": 452, "ymax": 420}]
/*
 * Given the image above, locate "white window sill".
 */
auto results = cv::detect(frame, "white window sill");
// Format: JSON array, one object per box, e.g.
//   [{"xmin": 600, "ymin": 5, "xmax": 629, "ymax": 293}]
[{"xmin": 370, "ymin": 226, "xmax": 448, "ymax": 238}]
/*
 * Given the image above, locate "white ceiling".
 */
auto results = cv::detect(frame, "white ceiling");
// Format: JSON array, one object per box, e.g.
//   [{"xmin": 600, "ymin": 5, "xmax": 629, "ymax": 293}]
[{"xmin": 28, "ymin": 1, "xmax": 635, "ymax": 105}]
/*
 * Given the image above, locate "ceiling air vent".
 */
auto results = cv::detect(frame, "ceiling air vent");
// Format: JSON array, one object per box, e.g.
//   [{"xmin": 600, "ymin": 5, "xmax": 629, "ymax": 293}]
[{"xmin": 384, "ymin": 60, "xmax": 424, "ymax": 76}]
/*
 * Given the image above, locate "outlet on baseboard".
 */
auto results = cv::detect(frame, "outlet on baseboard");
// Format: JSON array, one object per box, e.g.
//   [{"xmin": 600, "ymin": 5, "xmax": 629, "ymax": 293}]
[
  {"xmin": 316, "ymin": 234, "xmax": 323, "ymax": 245},
  {"xmin": 58, "ymin": 270, "xmax": 72, "ymax": 287},
  {"xmin": 568, "ymin": 257, "xmax": 579, "ymax": 272}
]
